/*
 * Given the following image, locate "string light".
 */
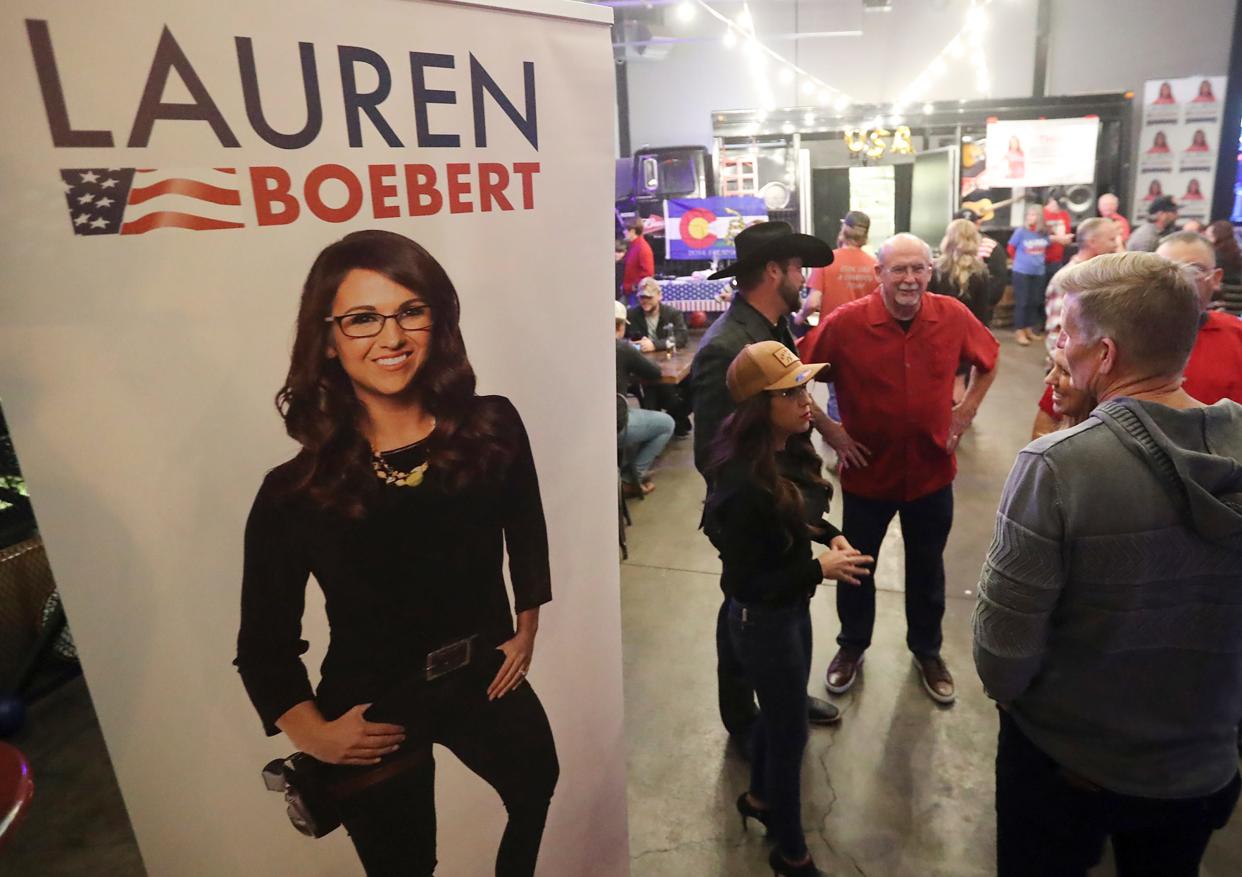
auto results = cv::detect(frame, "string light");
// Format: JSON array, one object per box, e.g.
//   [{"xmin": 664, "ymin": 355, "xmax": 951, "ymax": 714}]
[
  {"xmin": 691, "ymin": 0, "xmax": 857, "ymax": 110},
  {"xmin": 894, "ymin": 0, "xmax": 994, "ymax": 103}
]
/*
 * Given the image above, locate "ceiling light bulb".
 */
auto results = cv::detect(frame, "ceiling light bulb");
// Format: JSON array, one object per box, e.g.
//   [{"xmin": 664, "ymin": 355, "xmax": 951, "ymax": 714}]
[
  {"xmin": 723, "ymin": 28, "xmax": 738, "ymax": 49},
  {"xmin": 834, "ymin": 95, "xmax": 851, "ymax": 112},
  {"xmin": 737, "ymin": 9, "xmax": 753, "ymax": 30},
  {"xmin": 922, "ymin": 102, "xmax": 934, "ymax": 114},
  {"xmin": 781, "ymin": 122, "xmax": 795, "ymax": 134},
  {"xmin": 803, "ymin": 112, "xmax": 816, "ymax": 125},
  {"xmin": 675, "ymin": 1, "xmax": 696, "ymax": 24}
]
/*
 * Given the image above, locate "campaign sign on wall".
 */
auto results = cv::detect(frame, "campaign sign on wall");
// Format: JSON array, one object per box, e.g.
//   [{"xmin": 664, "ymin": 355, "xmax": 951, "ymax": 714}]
[
  {"xmin": 0, "ymin": 1, "xmax": 626, "ymax": 875},
  {"xmin": 663, "ymin": 195, "xmax": 766, "ymax": 260},
  {"xmin": 984, "ymin": 117, "xmax": 1100, "ymax": 189},
  {"xmin": 1134, "ymin": 75, "xmax": 1226, "ymax": 223}
]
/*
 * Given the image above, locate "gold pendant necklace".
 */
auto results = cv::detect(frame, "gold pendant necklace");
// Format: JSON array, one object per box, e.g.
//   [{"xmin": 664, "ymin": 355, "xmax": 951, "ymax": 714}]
[
  {"xmin": 372, "ymin": 455, "xmax": 429, "ymax": 487},
  {"xmin": 371, "ymin": 418, "xmax": 436, "ymax": 488}
]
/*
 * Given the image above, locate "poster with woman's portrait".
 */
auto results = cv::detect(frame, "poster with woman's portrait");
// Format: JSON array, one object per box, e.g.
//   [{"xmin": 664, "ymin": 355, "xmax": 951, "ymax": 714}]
[
  {"xmin": 1139, "ymin": 128, "xmax": 1175, "ymax": 173},
  {"xmin": 1137, "ymin": 75, "xmax": 1226, "ymax": 218},
  {"xmin": 0, "ymin": 1, "xmax": 629, "ymax": 876}
]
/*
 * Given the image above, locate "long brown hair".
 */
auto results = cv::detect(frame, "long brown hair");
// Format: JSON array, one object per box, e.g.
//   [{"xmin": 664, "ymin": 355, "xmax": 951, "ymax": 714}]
[
  {"xmin": 275, "ymin": 229, "xmax": 514, "ymax": 516},
  {"xmin": 705, "ymin": 393, "xmax": 829, "ymax": 542}
]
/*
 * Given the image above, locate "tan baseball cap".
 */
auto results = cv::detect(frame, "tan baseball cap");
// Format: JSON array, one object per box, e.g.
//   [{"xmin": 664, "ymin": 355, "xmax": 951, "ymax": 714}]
[
  {"xmin": 615, "ymin": 300, "xmax": 628, "ymax": 322},
  {"xmin": 726, "ymin": 340, "xmax": 827, "ymax": 403}
]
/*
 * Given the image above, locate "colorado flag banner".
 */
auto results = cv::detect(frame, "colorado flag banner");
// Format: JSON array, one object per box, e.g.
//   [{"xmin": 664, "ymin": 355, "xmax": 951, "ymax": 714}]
[{"xmin": 663, "ymin": 196, "xmax": 767, "ymax": 260}]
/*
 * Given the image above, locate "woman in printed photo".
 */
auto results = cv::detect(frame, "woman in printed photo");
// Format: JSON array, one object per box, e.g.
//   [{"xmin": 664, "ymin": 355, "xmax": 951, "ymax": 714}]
[
  {"xmin": 1147, "ymin": 131, "xmax": 1171, "ymax": 154},
  {"xmin": 1184, "ymin": 178, "xmax": 1205, "ymax": 201},
  {"xmin": 1187, "ymin": 129, "xmax": 1211, "ymax": 152},
  {"xmin": 1005, "ymin": 136, "xmax": 1025, "ymax": 179},
  {"xmin": 1144, "ymin": 179, "xmax": 1165, "ymax": 201},
  {"xmin": 1153, "ymin": 81, "xmax": 1176, "ymax": 104},
  {"xmin": 1192, "ymin": 79, "xmax": 1217, "ymax": 102},
  {"xmin": 235, "ymin": 229, "xmax": 559, "ymax": 877}
]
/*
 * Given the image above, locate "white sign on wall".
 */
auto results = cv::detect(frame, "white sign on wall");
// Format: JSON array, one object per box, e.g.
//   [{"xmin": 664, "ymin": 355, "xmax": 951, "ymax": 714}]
[
  {"xmin": 984, "ymin": 117, "xmax": 1101, "ymax": 189},
  {"xmin": 0, "ymin": 1, "xmax": 625, "ymax": 875},
  {"xmin": 1133, "ymin": 75, "xmax": 1226, "ymax": 223}
]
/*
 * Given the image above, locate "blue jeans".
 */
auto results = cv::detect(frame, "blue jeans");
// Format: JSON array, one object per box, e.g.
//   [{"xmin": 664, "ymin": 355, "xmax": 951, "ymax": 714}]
[
  {"xmin": 727, "ymin": 597, "xmax": 812, "ymax": 861},
  {"xmin": 622, "ymin": 408, "xmax": 674, "ymax": 484},
  {"xmin": 1012, "ymin": 271, "xmax": 1048, "ymax": 332}
]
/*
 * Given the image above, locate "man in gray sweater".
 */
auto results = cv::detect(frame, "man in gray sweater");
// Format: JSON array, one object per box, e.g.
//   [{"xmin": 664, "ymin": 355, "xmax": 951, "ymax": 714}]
[{"xmin": 973, "ymin": 252, "xmax": 1242, "ymax": 876}]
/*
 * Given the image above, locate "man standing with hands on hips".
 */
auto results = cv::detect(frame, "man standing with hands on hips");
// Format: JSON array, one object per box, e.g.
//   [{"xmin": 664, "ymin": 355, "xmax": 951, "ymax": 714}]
[{"xmin": 806, "ymin": 233, "xmax": 1000, "ymax": 704}]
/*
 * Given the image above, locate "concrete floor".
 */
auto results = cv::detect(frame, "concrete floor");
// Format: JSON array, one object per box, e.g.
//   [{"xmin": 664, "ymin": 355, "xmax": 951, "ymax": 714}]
[{"xmin": 621, "ymin": 333, "xmax": 1242, "ymax": 877}]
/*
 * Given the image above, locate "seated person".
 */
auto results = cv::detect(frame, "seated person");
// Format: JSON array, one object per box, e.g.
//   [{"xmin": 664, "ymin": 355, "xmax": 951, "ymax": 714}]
[
  {"xmin": 616, "ymin": 300, "xmax": 674, "ymax": 496},
  {"xmin": 1031, "ymin": 349, "xmax": 1094, "ymax": 440},
  {"xmin": 627, "ymin": 277, "xmax": 690, "ymax": 351},
  {"xmin": 627, "ymin": 277, "xmax": 693, "ymax": 436}
]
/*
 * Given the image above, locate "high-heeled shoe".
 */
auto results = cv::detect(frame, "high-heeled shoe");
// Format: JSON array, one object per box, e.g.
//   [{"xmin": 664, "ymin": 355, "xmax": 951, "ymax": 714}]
[
  {"xmin": 736, "ymin": 793, "xmax": 770, "ymax": 832},
  {"xmin": 768, "ymin": 846, "xmax": 824, "ymax": 877}
]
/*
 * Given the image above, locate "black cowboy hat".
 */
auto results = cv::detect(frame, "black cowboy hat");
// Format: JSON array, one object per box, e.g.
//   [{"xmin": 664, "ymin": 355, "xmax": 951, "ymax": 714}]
[{"xmin": 708, "ymin": 220, "xmax": 833, "ymax": 280}]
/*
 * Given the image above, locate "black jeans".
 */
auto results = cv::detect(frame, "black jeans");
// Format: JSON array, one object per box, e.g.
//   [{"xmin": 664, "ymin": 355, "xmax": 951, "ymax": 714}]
[
  {"xmin": 728, "ymin": 597, "xmax": 813, "ymax": 861},
  {"xmin": 996, "ymin": 708, "xmax": 1240, "ymax": 877},
  {"xmin": 717, "ymin": 596, "xmax": 760, "ymax": 735},
  {"xmin": 337, "ymin": 650, "xmax": 559, "ymax": 876},
  {"xmin": 837, "ymin": 486, "xmax": 953, "ymax": 657}
]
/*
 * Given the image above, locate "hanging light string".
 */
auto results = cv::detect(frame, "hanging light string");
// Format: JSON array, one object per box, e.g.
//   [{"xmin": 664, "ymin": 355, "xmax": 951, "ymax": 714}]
[
  {"xmin": 684, "ymin": 0, "xmax": 993, "ymax": 124},
  {"xmin": 894, "ymin": 0, "xmax": 994, "ymax": 121},
  {"xmin": 691, "ymin": 0, "xmax": 855, "ymax": 112}
]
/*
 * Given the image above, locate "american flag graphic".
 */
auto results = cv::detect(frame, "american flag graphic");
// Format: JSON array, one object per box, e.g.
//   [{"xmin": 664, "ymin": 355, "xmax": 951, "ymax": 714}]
[{"xmin": 60, "ymin": 168, "xmax": 245, "ymax": 236}]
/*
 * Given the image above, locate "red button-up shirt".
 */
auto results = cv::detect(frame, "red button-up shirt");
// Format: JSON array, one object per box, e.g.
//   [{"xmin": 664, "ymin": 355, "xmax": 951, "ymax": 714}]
[
  {"xmin": 1183, "ymin": 311, "xmax": 1242, "ymax": 404},
  {"xmin": 808, "ymin": 290, "xmax": 1000, "ymax": 502}
]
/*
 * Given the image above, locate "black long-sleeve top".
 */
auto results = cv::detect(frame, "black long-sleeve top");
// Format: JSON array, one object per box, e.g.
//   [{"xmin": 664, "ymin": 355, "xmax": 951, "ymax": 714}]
[
  {"xmin": 616, "ymin": 338, "xmax": 662, "ymax": 394},
  {"xmin": 703, "ymin": 453, "xmax": 839, "ymax": 607},
  {"xmin": 234, "ymin": 395, "xmax": 550, "ymax": 736}
]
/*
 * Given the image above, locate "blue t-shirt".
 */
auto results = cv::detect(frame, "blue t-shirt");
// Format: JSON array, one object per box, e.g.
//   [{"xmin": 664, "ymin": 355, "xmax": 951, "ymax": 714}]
[{"xmin": 1009, "ymin": 228, "xmax": 1049, "ymax": 276}]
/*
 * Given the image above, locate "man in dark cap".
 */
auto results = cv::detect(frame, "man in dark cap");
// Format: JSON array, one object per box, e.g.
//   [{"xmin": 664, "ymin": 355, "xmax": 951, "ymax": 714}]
[
  {"xmin": 1126, "ymin": 195, "xmax": 1179, "ymax": 252},
  {"xmin": 692, "ymin": 220, "xmax": 864, "ymax": 741}
]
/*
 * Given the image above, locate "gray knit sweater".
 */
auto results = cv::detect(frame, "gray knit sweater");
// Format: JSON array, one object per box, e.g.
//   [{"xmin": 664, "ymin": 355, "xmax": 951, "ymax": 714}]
[{"xmin": 973, "ymin": 398, "xmax": 1242, "ymax": 798}]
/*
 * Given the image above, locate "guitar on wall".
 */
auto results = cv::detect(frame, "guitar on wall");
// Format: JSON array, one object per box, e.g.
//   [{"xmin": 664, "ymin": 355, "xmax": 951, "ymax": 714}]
[{"xmin": 957, "ymin": 194, "xmax": 1028, "ymax": 223}]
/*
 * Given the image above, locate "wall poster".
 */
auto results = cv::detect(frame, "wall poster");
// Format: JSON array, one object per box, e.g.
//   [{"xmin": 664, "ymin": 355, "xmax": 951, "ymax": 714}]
[
  {"xmin": 0, "ymin": 1, "xmax": 627, "ymax": 875},
  {"xmin": 1134, "ymin": 75, "xmax": 1226, "ymax": 223}
]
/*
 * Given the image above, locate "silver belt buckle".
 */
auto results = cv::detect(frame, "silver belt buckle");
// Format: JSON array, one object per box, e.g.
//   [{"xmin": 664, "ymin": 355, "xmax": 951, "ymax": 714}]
[{"xmin": 425, "ymin": 636, "xmax": 475, "ymax": 682}]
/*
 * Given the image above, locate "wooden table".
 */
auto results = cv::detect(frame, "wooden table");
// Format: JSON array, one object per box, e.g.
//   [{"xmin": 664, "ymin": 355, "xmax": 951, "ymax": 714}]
[{"xmin": 641, "ymin": 329, "xmax": 705, "ymax": 384}]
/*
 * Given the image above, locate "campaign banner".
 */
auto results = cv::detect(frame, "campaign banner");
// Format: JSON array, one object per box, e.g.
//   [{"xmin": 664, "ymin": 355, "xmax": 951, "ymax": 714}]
[
  {"xmin": 984, "ymin": 117, "xmax": 1100, "ymax": 188},
  {"xmin": 0, "ymin": 2, "xmax": 626, "ymax": 876},
  {"xmin": 1134, "ymin": 75, "xmax": 1226, "ymax": 223},
  {"xmin": 663, "ymin": 195, "xmax": 766, "ymax": 260}
]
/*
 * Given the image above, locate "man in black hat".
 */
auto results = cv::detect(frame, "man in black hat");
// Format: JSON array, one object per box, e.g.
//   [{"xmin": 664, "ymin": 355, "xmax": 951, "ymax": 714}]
[
  {"xmin": 1127, "ymin": 195, "xmax": 1179, "ymax": 252},
  {"xmin": 691, "ymin": 220, "xmax": 865, "ymax": 740}
]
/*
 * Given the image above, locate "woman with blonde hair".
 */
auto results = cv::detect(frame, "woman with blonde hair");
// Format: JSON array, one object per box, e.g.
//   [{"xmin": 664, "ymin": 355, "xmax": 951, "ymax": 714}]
[{"xmin": 932, "ymin": 218, "xmax": 990, "ymax": 322}]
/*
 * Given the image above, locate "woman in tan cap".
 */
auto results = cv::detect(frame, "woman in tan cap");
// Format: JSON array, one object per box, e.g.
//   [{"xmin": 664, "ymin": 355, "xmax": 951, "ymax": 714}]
[{"xmin": 702, "ymin": 340, "xmax": 872, "ymax": 877}]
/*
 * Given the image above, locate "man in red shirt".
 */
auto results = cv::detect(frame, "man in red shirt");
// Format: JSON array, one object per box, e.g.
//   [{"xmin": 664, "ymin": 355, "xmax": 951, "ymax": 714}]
[
  {"xmin": 1097, "ymin": 193, "xmax": 1130, "ymax": 248},
  {"xmin": 621, "ymin": 218, "xmax": 655, "ymax": 300},
  {"xmin": 1043, "ymin": 193, "xmax": 1074, "ymax": 276},
  {"xmin": 1157, "ymin": 233, "xmax": 1242, "ymax": 403},
  {"xmin": 807, "ymin": 233, "xmax": 1000, "ymax": 704}
]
